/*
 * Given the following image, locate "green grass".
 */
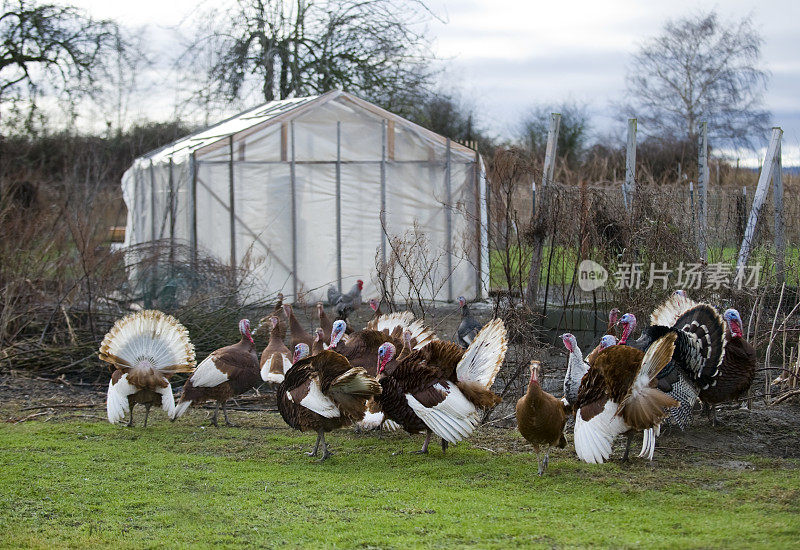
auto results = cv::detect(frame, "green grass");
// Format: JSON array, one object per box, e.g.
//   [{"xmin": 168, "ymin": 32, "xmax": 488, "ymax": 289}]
[
  {"xmin": 1, "ymin": 414, "xmax": 799, "ymax": 549},
  {"xmin": 489, "ymin": 244, "xmax": 800, "ymax": 291}
]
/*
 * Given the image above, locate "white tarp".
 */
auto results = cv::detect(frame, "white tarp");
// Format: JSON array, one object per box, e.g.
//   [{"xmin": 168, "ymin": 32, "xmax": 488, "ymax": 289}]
[{"xmin": 120, "ymin": 91, "xmax": 487, "ymax": 303}]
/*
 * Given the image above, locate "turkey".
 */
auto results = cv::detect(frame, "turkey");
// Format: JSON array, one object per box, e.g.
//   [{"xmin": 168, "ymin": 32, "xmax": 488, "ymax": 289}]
[
  {"xmin": 573, "ymin": 332, "xmax": 679, "ymax": 464},
  {"xmin": 456, "ymin": 296, "xmax": 483, "ymax": 349},
  {"xmin": 374, "ymin": 319, "xmax": 507, "ymax": 454},
  {"xmin": 335, "ymin": 279, "xmax": 363, "ymax": 321},
  {"xmin": 699, "ymin": 308, "xmax": 757, "ymax": 426},
  {"xmin": 260, "ymin": 316, "xmax": 292, "ymax": 384},
  {"xmin": 561, "ymin": 333, "xmax": 588, "ymax": 409},
  {"xmin": 99, "ymin": 310, "xmax": 195, "ymax": 427},
  {"xmin": 316, "ymin": 302, "xmax": 334, "ymax": 343},
  {"xmin": 172, "ymin": 319, "xmax": 261, "ymax": 427},
  {"xmin": 256, "ymin": 292, "xmax": 285, "ymax": 339},
  {"xmin": 277, "ymin": 348, "xmax": 381, "ymax": 461},
  {"xmin": 516, "ymin": 360, "xmax": 569, "ymax": 475},
  {"xmin": 283, "ymin": 303, "xmax": 314, "ymax": 350},
  {"xmin": 605, "ymin": 307, "xmax": 621, "ymax": 336},
  {"xmin": 368, "ymin": 298, "xmax": 383, "ymax": 322},
  {"xmin": 619, "ymin": 294, "xmax": 727, "ymax": 430},
  {"xmin": 311, "ymin": 327, "xmax": 327, "ymax": 356},
  {"xmin": 561, "ymin": 333, "xmax": 616, "ymax": 409},
  {"xmin": 330, "ymin": 314, "xmax": 437, "ymax": 377}
]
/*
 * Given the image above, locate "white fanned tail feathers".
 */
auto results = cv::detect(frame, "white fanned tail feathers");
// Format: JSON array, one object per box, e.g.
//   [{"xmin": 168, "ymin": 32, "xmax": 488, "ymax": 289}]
[
  {"xmin": 649, "ymin": 294, "xmax": 699, "ymax": 327},
  {"xmin": 99, "ymin": 310, "xmax": 195, "ymax": 374},
  {"xmin": 456, "ymin": 318, "xmax": 507, "ymax": 388},
  {"xmin": 366, "ymin": 312, "xmax": 438, "ymax": 350}
]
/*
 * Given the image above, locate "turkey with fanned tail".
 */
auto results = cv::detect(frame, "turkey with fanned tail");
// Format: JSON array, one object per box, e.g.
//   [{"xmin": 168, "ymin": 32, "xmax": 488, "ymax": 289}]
[
  {"xmin": 373, "ymin": 319, "xmax": 507, "ymax": 454},
  {"xmin": 618, "ymin": 294, "xmax": 727, "ymax": 430},
  {"xmin": 99, "ymin": 310, "xmax": 196, "ymax": 427}
]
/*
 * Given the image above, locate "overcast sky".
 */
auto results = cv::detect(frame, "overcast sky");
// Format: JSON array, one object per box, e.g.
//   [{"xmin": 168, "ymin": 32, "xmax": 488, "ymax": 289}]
[{"xmin": 67, "ymin": 0, "xmax": 800, "ymax": 165}]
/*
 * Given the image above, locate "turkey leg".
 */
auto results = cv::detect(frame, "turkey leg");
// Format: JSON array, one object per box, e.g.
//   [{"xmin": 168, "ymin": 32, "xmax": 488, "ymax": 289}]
[
  {"xmin": 411, "ymin": 430, "xmax": 432, "ymax": 454},
  {"xmin": 222, "ymin": 402, "xmax": 237, "ymax": 427},
  {"xmin": 538, "ymin": 448, "xmax": 550, "ymax": 476},
  {"xmin": 622, "ymin": 432, "xmax": 633, "ymax": 462},
  {"xmin": 143, "ymin": 404, "xmax": 152, "ymax": 428},
  {"xmin": 127, "ymin": 403, "xmax": 135, "ymax": 427},
  {"xmin": 307, "ymin": 430, "xmax": 323, "ymax": 457}
]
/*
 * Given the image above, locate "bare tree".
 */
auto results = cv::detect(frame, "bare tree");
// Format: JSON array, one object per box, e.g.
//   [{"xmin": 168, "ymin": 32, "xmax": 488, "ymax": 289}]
[
  {"xmin": 179, "ymin": 0, "xmax": 436, "ymax": 109},
  {"xmin": 0, "ymin": 0, "xmax": 121, "ymax": 130},
  {"xmin": 623, "ymin": 10, "xmax": 770, "ymax": 148}
]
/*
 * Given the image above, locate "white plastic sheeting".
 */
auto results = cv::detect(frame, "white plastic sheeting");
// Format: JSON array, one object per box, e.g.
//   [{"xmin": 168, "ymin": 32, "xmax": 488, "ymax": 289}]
[{"xmin": 121, "ymin": 91, "xmax": 487, "ymax": 303}]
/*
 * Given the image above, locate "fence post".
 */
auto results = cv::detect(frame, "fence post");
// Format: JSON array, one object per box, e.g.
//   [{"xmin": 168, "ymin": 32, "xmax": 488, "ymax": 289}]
[
  {"xmin": 543, "ymin": 114, "xmax": 560, "ymax": 186},
  {"xmin": 697, "ymin": 122, "xmax": 709, "ymax": 261},
  {"xmin": 623, "ymin": 118, "xmax": 637, "ymax": 210},
  {"xmin": 773, "ymin": 139, "xmax": 785, "ymax": 283},
  {"xmin": 524, "ymin": 113, "xmax": 560, "ymax": 308},
  {"xmin": 737, "ymin": 127, "xmax": 783, "ymax": 270}
]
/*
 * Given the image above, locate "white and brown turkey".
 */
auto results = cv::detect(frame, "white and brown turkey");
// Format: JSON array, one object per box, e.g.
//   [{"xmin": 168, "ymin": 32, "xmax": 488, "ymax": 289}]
[
  {"xmin": 277, "ymin": 344, "xmax": 381, "ymax": 461},
  {"xmin": 172, "ymin": 319, "xmax": 261, "ymax": 427},
  {"xmin": 260, "ymin": 316, "xmax": 292, "ymax": 385},
  {"xmin": 99, "ymin": 310, "xmax": 196, "ymax": 427}
]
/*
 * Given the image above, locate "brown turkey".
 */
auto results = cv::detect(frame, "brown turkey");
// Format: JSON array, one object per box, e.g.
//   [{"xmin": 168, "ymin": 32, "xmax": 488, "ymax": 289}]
[
  {"xmin": 284, "ymin": 303, "xmax": 314, "ymax": 349},
  {"xmin": 172, "ymin": 319, "xmax": 261, "ymax": 427},
  {"xmin": 99, "ymin": 310, "xmax": 196, "ymax": 427},
  {"xmin": 373, "ymin": 319, "xmax": 507, "ymax": 454},
  {"xmin": 277, "ymin": 348, "xmax": 381, "ymax": 461},
  {"xmin": 316, "ymin": 302, "xmax": 334, "ymax": 343},
  {"xmin": 699, "ymin": 308, "xmax": 756, "ymax": 426},
  {"xmin": 573, "ymin": 333, "xmax": 678, "ymax": 464},
  {"xmin": 516, "ymin": 360, "xmax": 569, "ymax": 475},
  {"xmin": 256, "ymin": 292, "xmax": 284, "ymax": 339},
  {"xmin": 259, "ymin": 316, "xmax": 292, "ymax": 384}
]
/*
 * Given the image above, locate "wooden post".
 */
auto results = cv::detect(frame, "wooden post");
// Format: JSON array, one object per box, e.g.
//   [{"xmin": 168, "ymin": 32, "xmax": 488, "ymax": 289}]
[
  {"xmin": 524, "ymin": 113, "xmax": 560, "ymax": 308},
  {"xmin": 697, "ymin": 121, "xmax": 709, "ymax": 261},
  {"xmin": 737, "ymin": 127, "xmax": 783, "ymax": 270},
  {"xmin": 543, "ymin": 113, "xmax": 561, "ymax": 186},
  {"xmin": 773, "ymin": 139, "xmax": 785, "ymax": 283},
  {"xmin": 623, "ymin": 118, "xmax": 637, "ymax": 210}
]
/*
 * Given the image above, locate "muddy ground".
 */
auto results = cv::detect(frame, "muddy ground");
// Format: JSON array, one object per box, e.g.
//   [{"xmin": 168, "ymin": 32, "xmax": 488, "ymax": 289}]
[{"xmin": 2, "ymin": 301, "xmax": 800, "ymax": 465}]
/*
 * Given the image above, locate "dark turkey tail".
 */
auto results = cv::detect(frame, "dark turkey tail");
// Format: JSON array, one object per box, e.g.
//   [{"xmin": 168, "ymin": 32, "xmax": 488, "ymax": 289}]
[
  {"xmin": 456, "ymin": 380, "xmax": 501, "ymax": 409},
  {"xmin": 672, "ymin": 304, "xmax": 726, "ymax": 390}
]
